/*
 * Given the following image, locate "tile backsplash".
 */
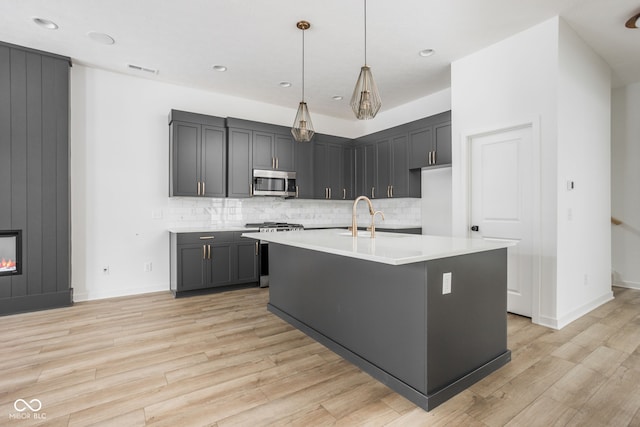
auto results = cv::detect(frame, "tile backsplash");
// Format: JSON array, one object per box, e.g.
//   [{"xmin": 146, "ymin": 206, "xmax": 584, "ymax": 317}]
[{"xmin": 166, "ymin": 197, "xmax": 421, "ymax": 229}]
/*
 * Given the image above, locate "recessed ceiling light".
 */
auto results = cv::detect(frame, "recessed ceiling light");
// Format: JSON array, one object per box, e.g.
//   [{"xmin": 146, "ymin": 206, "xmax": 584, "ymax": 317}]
[
  {"xmin": 212, "ymin": 65, "xmax": 227, "ymax": 72},
  {"xmin": 332, "ymin": 95, "xmax": 343, "ymax": 101},
  {"xmin": 419, "ymin": 49, "xmax": 435, "ymax": 57},
  {"xmin": 88, "ymin": 31, "xmax": 115, "ymax": 45},
  {"xmin": 279, "ymin": 81, "xmax": 292, "ymax": 88},
  {"xmin": 33, "ymin": 17, "xmax": 58, "ymax": 30},
  {"xmin": 625, "ymin": 12, "xmax": 640, "ymax": 29}
]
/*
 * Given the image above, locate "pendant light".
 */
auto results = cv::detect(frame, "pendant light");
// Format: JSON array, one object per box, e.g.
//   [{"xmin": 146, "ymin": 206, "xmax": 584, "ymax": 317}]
[
  {"xmin": 291, "ymin": 20, "xmax": 315, "ymax": 143},
  {"xmin": 351, "ymin": 0, "xmax": 382, "ymax": 120}
]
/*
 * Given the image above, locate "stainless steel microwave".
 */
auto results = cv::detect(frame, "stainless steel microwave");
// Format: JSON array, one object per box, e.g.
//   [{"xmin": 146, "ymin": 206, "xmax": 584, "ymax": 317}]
[{"xmin": 252, "ymin": 169, "xmax": 297, "ymax": 197}]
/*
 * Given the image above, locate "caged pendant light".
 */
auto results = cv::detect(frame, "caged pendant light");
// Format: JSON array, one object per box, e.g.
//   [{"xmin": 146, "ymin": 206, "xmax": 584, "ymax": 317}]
[
  {"xmin": 291, "ymin": 20, "xmax": 315, "ymax": 143},
  {"xmin": 351, "ymin": 0, "xmax": 381, "ymax": 120}
]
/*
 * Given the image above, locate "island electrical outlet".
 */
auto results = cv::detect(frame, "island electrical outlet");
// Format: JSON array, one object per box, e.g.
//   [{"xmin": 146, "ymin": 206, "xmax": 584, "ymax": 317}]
[{"xmin": 442, "ymin": 272, "xmax": 452, "ymax": 294}]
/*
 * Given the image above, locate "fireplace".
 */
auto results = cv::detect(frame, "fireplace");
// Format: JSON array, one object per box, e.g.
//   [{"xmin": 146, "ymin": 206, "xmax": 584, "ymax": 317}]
[{"xmin": 0, "ymin": 230, "xmax": 22, "ymax": 277}]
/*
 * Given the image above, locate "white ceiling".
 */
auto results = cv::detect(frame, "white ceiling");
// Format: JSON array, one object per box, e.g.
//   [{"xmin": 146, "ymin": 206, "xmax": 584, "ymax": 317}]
[{"xmin": 1, "ymin": 0, "xmax": 639, "ymax": 120}]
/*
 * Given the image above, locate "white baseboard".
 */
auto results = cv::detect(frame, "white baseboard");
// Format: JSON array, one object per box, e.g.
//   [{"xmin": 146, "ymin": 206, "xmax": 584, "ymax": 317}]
[
  {"xmin": 73, "ymin": 283, "xmax": 169, "ymax": 302},
  {"xmin": 613, "ymin": 280, "xmax": 640, "ymax": 290},
  {"xmin": 535, "ymin": 290, "xmax": 615, "ymax": 330}
]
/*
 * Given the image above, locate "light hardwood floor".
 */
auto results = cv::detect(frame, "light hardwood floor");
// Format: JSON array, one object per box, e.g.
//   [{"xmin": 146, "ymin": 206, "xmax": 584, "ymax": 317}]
[{"xmin": 2, "ymin": 286, "xmax": 640, "ymax": 426}]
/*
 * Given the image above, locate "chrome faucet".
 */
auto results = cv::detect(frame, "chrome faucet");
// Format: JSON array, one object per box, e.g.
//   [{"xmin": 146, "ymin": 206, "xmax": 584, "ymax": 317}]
[{"xmin": 351, "ymin": 196, "xmax": 375, "ymax": 237}]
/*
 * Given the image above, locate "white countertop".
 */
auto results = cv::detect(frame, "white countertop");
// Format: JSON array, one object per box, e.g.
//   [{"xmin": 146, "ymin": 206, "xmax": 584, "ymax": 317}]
[
  {"xmin": 242, "ymin": 229, "xmax": 515, "ymax": 266},
  {"xmin": 168, "ymin": 226, "xmax": 258, "ymax": 233}
]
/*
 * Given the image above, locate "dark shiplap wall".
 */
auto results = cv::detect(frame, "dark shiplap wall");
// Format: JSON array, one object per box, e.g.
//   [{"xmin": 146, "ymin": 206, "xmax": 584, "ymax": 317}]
[{"xmin": 0, "ymin": 41, "xmax": 71, "ymax": 315}]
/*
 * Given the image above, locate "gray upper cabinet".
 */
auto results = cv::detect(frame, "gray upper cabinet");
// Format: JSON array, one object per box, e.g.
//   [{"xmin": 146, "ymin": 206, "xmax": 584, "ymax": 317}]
[
  {"xmin": 342, "ymin": 146, "xmax": 355, "ymax": 200},
  {"xmin": 252, "ymin": 131, "xmax": 295, "ymax": 171},
  {"xmin": 295, "ymin": 140, "xmax": 314, "ymax": 199},
  {"xmin": 227, "ymin": 127, "xmax": 253, "ymax": 198},
  {"xmin": 313, "ymin": 135, "xmax": 347, "ymax": 200},
  {"xmin": 169, "ymin": 110, "xmax": 226, "ymax": 198},
  {"xmin": 408, "ymin": 111, "xmax": 452, "ymax": 169},
  {"xmin": 364, "ymin": 143, "xmax": 378, "ymax": 199}
]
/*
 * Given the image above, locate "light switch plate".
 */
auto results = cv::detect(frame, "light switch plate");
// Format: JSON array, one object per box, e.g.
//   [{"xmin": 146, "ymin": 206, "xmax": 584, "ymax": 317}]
[{"xmin": 442, "ymin": 272, "xmax": 452, "ymax": 295}]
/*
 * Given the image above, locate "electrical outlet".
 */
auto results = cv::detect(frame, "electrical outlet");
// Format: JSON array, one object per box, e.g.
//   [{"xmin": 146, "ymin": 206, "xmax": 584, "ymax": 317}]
[
  {"xmin": 102, "ymin": 266, "xmax": 110, "ymax": 275},
  {"xmin": 442, "ymin": 272, "xmax": 452, "ymax": 295},
  {"xmin": 144, "ymin": 262, "xmax": 152, "ymax": 273}
]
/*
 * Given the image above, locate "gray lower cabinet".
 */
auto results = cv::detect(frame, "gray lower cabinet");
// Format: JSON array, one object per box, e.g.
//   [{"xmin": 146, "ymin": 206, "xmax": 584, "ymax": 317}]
[
  {"xmin": 169, "ymin": 110, "xmax": 226, "ymax": 197},
  {"xmin": 170, "ymin": 231, "xmax": 259, "ymax": 296},
  {"xmin": 408, "ymin": 111, "xmax": 452, "ymax": 169}
]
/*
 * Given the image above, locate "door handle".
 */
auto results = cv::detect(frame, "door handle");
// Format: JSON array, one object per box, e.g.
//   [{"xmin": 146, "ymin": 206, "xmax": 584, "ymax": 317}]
[
  {"xmin": 433, "ymin": 150, "xmax": 436, "ymax": 164},
  {"xmin": 202, "ymin": 181, "xmax": 205, "ymax": 195},
  {"xmin": 428, "ymin": 151, "xmax": 432, "ymax": 165},
  {"xmin": 255, "ymin": 241, "xmax": 259, "ymax": 256},
  {"xmin": 343, "ymin": 188, "xmax": 346, "ymax": 200},
  {"xmin": 276, "ymin": 157, "xmax": 279, "ymax": 169},
  {"xmin": 329, "ymin": 187, "xmax": 332, "ymax": 199},
  {"xmin": 197, "ymin": 181, "xmax": 201, "ymax": 196},
  {"xmin": 296, "ymin": 185, "xmax": 299, "ymax": 198},
  {"xmin": 208, "ymin": 244, "xmax": 211, "ymax": 259},
  {"xmin": 202, "ymin": 245, "xmax": 206, "ymax": 259},
  {"xmin": 391, "ymin": 185, "xmax": 394, "ymax": 198},
  {"xmin": 471, "ymin": 225, "xmax": 479, "ymax": 232}
]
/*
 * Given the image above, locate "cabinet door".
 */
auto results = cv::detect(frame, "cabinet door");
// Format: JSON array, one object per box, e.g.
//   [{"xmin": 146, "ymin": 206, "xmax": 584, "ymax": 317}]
[
  {"xmin": 364, "ymin": 143, "xmax": 378, "ymax": 199},
  {"xmin": 355, "ymin": 145, "xmax": 366, "ymax": 197},
  {"xmin": 171, "ymin": 121, "xmax": 201, "ymax": 196},
  {"xmin": 295, "ymin": 139, "xmax": 314, "ymax": 198},
  {"xmin": 313, "ymin": 142, "xmax": 328, "ymax": 199},
  {"xmin": 207, "ymin": 243, "xmax": 233, "ymax": 287},
  {"xmin": 376, "ymin": 139, "xmax": 392, "ymax": 198},
  {"xmin": 327, "ymin": 143, "xmax": 343, "ymax": 200},
  {"xmin": 433, "ymin": 122, "xmax": 452, "ymax": 166},
  {"xmin": 275, "ymin": 134, "xmax": 295, "ymax": 171},
  {"xmin": 236, "ymin": 239, "xmax": 259, "ymax": 283},
  {"xmin": 201, "ymin": 125, "xmax": 226, "ymax": 197},
  {"xmin": 390, "ymin": 135, "xmax": 409, "ymax": 197},
  {"xmin": 253, "ymin": 131, "xmax": 274, "ymax": 170},
  {"xmin": 343, "ymin": 146, "xmax": 354, "ymax": 200},
  {"xmin": 228, "ymin": 128, "xmax": 252, "ymax": 198},
  {"xmin": 408, "ymin": 127, "xmax": 432, "ymax": 170},
  {"xmin": 177, "ymin": 244, "xmax": 207, "ymax": 291}
]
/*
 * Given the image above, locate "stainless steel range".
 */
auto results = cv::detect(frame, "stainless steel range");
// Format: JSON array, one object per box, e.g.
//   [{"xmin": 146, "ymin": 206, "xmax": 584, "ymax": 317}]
[{"xmin": 245, "ymin": 222, "xmax": 304, "ymax": 287}]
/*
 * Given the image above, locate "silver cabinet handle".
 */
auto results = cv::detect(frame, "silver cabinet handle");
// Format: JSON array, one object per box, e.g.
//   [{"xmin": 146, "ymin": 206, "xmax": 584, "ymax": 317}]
[
  {"xmin": 202, "ymin": 181, "xmax": 205, "ymax": 195},
  {"xmin": 371, "ymin": 187, "xmax": 375, "ymax": 199},
  {"xmin": 202, "ymin": 245, "xmax": 206, "ymax": 260},
  {"xmin": 325, "ymin": 188, "xmax": 328, "ymax": 199},
  {"xmin": 276, "ymin": 157, "xmax": 279, "ymax": 169},
  {"xmin": 343, "ymin": 188, "xmax": 346, "ymax": 199},
  {"xmin": 391, "ymin": 185, "xmax": 394, "ymax": 198},
  {"xmin": 197, "ymin": 181, "xmax": 201, "ymax": 196},
  {"xmin": 387, "ymin": 185, "xmax": 390, "ymax": 198},
  {"xmin": 208, "ymin": 244, "xmax": 211, "ymax": 259},
  {"xmin": 433, "ymin": 150, "xmax": 436, "ymax": 164},
  {"xmin": 329, "ymin": 188, "xmax": 332, "ymax": 199},
  {"xmin": 199, "ymin": 236, "xmax": 215, "ymax": 240},
  {"xmin": 296, "ymin": 185, "xmax": 299, "ymax": 198},
  {"xmin": 428, "ymin": 151, "xmax": 432, "ymax": 165},
  {"xmin": 255, "ymin": 241, "xmax": 259, "ymax": 256},
  {"xmin": 272, "ymin": 157, "xmax": 275, "ymax": 169}
]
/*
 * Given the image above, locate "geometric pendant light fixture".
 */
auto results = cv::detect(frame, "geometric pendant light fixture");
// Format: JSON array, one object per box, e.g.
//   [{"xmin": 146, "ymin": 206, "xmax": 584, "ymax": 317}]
[
  {"xmin": 350, "ymin": 0, "xmax": 382, "ymax": 120},
  {"xmin": 291, "ymin": 20, "xmax": 315, "ymax": 142}
]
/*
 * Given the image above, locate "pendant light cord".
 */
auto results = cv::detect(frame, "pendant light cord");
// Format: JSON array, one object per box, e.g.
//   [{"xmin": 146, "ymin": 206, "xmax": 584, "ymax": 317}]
[
  {"xmin": 364, "ymin": 0, "xmax": 367, "ymax": 66},
  {"xmin": 302, "ymin": 27, "xmax": 305, "ymax": 102}
]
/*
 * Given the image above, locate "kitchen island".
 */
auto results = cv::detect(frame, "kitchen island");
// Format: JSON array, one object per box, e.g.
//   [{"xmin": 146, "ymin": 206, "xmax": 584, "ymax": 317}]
[{"xmin": 241, "ymin": 229, "xmax": 514, "ymax": 411}]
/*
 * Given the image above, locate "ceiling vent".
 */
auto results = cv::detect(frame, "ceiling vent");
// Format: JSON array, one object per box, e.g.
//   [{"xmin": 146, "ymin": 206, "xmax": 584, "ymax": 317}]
[{"xmin": 127, "ymin": 64, "xmax": 159, "ymax": 75}]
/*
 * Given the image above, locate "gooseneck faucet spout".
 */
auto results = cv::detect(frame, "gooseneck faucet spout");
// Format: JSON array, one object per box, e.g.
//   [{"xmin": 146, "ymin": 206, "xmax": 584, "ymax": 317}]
[{"xmin": 351, "ymin": 196, "xmax": 375, "ymax": 237}]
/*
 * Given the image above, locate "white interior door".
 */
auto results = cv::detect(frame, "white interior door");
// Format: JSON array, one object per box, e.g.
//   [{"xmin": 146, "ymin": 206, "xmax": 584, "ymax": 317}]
[{"xmin": 470, "ymin": 125, "xmax": 533, "ymax": 317}]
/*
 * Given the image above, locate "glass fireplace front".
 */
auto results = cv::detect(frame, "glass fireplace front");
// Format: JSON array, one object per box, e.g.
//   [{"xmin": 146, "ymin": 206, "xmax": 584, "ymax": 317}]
[{"xmin": 0, "ymin": 230, "xmax": 22, "ymax": 276}]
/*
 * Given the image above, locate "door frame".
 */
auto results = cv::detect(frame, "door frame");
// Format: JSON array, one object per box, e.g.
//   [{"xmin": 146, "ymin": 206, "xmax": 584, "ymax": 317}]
[{"xmin": 460, "ymin": 118, "xmax": 542, "ymax": 324}]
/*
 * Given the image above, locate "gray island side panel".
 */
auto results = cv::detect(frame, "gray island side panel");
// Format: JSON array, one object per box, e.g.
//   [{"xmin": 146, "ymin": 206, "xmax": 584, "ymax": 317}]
[{"xmin": 267, "ymin": 243, "xmax": 510, "ymax": 411}]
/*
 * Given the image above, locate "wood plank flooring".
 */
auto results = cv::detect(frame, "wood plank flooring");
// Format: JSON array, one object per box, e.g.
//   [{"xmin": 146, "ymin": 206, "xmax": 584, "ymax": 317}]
[{"xmin": 1, "ymin": 286, "xmax": 640, "ymax": 426}]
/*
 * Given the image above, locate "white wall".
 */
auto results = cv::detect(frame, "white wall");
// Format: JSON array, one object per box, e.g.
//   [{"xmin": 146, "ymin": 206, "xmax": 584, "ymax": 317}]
[
  {"xmin": 612, "ymin": 83, "xmax": 640, "ymax": 289},
  {"xmin": 556, "ymin": 19, "xmax": 612, "ymax": 325},
  {"xmin": 451, "ymin": 17, "xmax": 612, "ymax": 328},
  {"xmin": 69, "ymin": 65, "xmax": 424, "ymax": 301}
]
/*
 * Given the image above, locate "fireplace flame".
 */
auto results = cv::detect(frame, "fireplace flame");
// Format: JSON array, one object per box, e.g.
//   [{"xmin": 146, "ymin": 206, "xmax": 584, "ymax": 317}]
[{"xmin": 1, "ymin": 258, "xmax": 16, "ymax": 269}]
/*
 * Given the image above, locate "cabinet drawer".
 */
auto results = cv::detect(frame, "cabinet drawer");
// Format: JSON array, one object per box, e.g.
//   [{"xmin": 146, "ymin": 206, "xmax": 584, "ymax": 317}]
[{"xmin": 176, "ymin": 232, "xmax": 234, "ymax": 245}]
